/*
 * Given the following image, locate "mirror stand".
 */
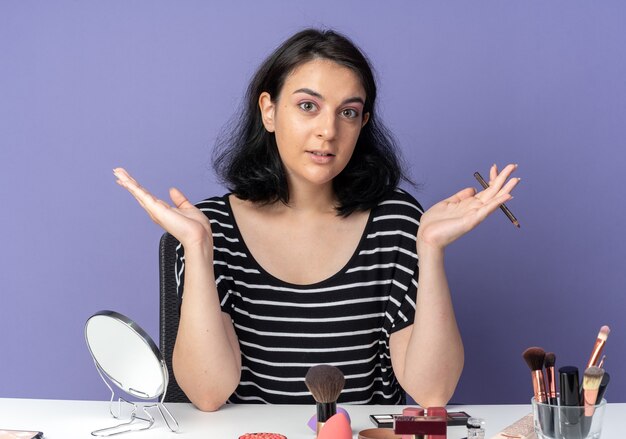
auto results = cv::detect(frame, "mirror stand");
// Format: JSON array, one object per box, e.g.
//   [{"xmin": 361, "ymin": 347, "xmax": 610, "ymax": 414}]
[{"xmin": 90, "ymin": 360, "xmax": 180, "ymax": 436}]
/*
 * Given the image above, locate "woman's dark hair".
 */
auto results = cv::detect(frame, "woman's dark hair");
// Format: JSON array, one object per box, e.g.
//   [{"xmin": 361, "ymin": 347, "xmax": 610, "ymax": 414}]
[{"xmin": 213, "ymin": 28, "xmax": 411, "ymax": 216}]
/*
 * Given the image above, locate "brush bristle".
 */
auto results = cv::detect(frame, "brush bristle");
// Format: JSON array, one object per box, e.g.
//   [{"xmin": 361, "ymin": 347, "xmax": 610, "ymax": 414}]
[
  {"xmin": 522, "ymin": 347, "xmax": 546, "ymax": 371},
  {"xmin": 598, "ymin": 325, "xmax": 610, "ymax": 340},
  {"xmin": 583, "ymin": 366, "xmax": 604, "ymax": 391},
  {"xmin": 544, "ymin": 352, "xmax": 556, "ymax": 368},
  {"xmin": 305, "ymin": 364, "xmax": 345, "ymax": 404}
]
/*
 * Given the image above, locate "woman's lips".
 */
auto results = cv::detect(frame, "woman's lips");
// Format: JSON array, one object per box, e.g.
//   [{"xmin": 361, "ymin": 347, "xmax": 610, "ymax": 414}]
[{"xmin": 306, "ymin": 151, "xmax": 335, "ymax": 164}]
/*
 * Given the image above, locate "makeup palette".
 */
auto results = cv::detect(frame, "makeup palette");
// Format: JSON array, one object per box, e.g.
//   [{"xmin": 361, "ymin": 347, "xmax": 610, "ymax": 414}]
[{"xmin": 370, "ymin": 411, "xmax": 471, "ymax": 428}]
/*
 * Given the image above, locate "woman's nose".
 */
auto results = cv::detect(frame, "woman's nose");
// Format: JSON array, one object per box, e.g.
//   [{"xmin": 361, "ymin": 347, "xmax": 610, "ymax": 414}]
[{"xmin": 316, "ymin": 111, "xmax": 337, "ymax": 140}]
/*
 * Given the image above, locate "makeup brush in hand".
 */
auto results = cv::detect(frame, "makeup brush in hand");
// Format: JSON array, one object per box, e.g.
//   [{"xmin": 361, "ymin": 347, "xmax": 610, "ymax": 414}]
[
  {"xmin": 544, "ymin": 352, "xmax": 558, "ymax": 405},
  {"xmin": 582, "ymin": 366, "xmax": 604, "ymax": 416},
  {"xmin": 305, "ymin": 365, "xmax": 345, "ymax": 436},
  {"xmin": 522, "ymin": 347, "xmax": 548, "ymax": 403}
]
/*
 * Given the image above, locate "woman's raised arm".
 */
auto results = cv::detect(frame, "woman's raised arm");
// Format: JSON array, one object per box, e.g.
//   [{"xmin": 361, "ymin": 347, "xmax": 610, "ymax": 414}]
[
  {"xmin": 113, "ymin": 168, "xmax": 241, "ymax": 411},
  {"xmin": 390, "ymin": 163, "xmax": 520, "ymax": 407}
]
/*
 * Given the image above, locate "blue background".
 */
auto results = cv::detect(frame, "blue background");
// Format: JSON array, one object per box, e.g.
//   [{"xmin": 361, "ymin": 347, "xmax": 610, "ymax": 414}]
[{"xmin": 1, "ymin": 1, "xmax": 624, "ymax": 404}]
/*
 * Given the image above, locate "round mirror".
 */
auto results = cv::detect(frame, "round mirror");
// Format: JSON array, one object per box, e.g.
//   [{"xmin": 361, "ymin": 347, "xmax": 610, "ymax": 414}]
[{"xmin": 85, "ymin": 310, "xmax": 167, "ymax": 400}]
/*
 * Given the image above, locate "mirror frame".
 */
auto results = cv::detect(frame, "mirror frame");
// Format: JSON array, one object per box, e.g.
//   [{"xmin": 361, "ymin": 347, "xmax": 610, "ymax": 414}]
[{"xmin": 84, "ymin": 310, "xmax": 169, "ymax": 400}]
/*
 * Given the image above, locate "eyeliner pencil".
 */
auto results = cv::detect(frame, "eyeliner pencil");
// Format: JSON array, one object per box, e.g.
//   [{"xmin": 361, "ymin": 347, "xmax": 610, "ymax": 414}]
[{"xmin": 474, "ymin": 171, "xmax": 520, "ymax": 228}]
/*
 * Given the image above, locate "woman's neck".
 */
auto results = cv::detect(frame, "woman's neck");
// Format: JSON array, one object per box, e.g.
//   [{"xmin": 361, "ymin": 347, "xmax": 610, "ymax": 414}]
[{"xmin": 284, "ymin": 181, "xmax": 337, "ymax": 215}]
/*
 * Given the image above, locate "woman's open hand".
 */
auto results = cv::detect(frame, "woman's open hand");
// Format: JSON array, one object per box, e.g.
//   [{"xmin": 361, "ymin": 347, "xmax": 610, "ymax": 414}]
[
  {"xmin": 113, "ymin": 168, "xmax": 212, "ymax": 248},
  {"xmin": 417, "ymin": 163, "xmax": 520, "ymax": 253}
]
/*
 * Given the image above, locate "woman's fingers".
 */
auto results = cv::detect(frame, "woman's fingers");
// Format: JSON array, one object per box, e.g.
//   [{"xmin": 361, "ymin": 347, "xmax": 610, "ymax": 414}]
[
  {"xmin": 169, "ymin": 187, "xmax": 193, "ymax": 209},
  {"xmin": 444, "ymin": 187, "xmax": 477, "ymax": 203},
  {"xmin": 113, "ymin": 167, "xmax": 143, "ymax": 189},
  {"xmin": 113, "ymin": 167, "xmax": 214, "ymax": 246},
  {"xmin": 114, "ymin": 168, "xmax": 151, "ymax": 200},
  {"xmin": 114, "ymin": 168, "xmax": 171, "ymax": 220},
  {"xmin": 489, "ymin": 164, "xmax": 498, "ymax": 184},
  {"xmin": 476, "ymin": 163, "xmax": 518, "ymax": 200},
  {"xmin": 476, "ymin": 193, "xmax": 513, "ymax": 222},
  {"xmin": 115, "ymin": 178, "xmax": 149, "ymax": 211},
  {"xmin": 491, "ymin": 163, "xmax": 517, "ymax": 188},
  {"xmin": 494, "ymin": 175, "xmax": 521, "ymax": 198}
]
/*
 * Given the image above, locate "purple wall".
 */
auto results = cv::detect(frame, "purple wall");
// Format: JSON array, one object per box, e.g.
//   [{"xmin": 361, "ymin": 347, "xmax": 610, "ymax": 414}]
[{"xmin": 1, "ymin": 1, "xmax": 624, "ymax": 404}]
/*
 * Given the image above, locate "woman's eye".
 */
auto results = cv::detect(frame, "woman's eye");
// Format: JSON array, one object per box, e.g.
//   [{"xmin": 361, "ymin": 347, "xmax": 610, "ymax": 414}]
[
  {"xmin": 341, "ymin": 108, "xmax": 359, "ymax": 119},
  {"xmin": 299, "ymin": 102, "xmax": 317, "ymax": 112}
]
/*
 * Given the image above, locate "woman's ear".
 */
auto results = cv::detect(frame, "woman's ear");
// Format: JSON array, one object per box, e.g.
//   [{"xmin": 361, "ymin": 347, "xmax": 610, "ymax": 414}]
[
  {"xmin": 259, "ymin": 92, "xmax": 276, "ymax": 132},
  {"xmin": 361, "ymin": 112, "xmax": 370, "ymax": 128}
]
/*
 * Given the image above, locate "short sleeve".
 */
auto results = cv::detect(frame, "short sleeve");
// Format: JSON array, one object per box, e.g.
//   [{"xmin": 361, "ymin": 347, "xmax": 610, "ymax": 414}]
[
  {"xmin": 380, "ymin": 189, "xmax": 423, "ymax": 334},
  {"xmin": 174, "ymin": 242, "xmax": 185, "ymax": 299},
  {"xmin": 389, "ymin": 266, "xmax": 418, "ymax": 333},
  {"xmin": 174, "ymin": 196, "xmax": 237, "ymax": 317}
]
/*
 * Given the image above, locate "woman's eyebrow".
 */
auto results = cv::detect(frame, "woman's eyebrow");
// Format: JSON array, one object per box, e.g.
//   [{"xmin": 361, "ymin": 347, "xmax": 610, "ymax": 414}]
[{"xmin": 292, "ymin": 88, "xmax": 365, "ymax": 106}]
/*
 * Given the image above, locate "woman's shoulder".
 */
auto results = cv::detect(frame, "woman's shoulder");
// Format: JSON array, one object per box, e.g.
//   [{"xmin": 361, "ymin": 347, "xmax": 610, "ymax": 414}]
[
  {"xmin": 368, "ymin": 188, "xmax": 423, "ymax": 234},
  {"xmin": 194, "ymin": 193, "xmax": 232, "ymax": 219},
  {"xmin": 376, "ymin": 188, "xmax": 424, "ymax": 215},
  {"xmin": 194, "ymin": 193, "xmax": 229, "ymax": 207}
]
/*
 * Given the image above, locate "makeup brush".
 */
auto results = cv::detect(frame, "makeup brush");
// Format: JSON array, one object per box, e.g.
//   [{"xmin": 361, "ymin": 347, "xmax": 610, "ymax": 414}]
[
  {"xmin": 544, "ymin": 352, "xmax": 558, "ymax": 405},
  {"xmin": 582, "ymin": 366, "xmax": 604, "ymax": 416},
  {"xmin": 595, "ymin": 372, "xmax": 610, "ymax": 404},
  {"xmin": 525, "ymin": 348, "xmax": 555, "ymax": 438},
  {"xmin": 305, "ymin": 365, "xmax": 345, "ymax": 436},
  {"xmin": 586, "ymin": 325, "xmax": 610, "ymax": 368},
  {"xmin": 522, "ymin": 347, "xmax": 547, "ymax": 403}
]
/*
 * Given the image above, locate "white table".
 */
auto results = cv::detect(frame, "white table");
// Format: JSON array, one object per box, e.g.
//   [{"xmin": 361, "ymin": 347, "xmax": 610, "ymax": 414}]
[{"xmin": 1, "ymin": 398, "xmax": 623, "ymax": 438}]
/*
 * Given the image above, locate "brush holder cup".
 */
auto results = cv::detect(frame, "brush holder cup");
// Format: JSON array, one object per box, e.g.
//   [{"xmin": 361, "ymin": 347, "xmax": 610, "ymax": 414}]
[{"xmin": 532, "ymin": 398, "xmax": 606, "ymax": 439}]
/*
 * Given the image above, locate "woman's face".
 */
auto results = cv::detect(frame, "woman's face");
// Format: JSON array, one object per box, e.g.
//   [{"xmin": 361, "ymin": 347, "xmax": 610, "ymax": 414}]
[{"xmin": 259, "ymin": 58, "xmax": 369, "ymax": 192}]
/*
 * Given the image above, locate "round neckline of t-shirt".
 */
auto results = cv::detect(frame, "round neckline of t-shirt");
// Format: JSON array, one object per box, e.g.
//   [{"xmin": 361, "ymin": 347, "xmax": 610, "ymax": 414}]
[{"xmin": 223, "ymin": 194, "xmax": 376, "ymax": 289}]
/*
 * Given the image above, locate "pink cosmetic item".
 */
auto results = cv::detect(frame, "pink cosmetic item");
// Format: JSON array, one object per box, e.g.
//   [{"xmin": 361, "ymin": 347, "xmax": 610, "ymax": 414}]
[
  {"xmin": 402, "ymin": 407, "xmax": 424, "ymax": 417},
  {"xmin": 238, "ymin": 434, "xmax": 287, "ymax": 439},
  {"xmin": 317, "ymin": 412, "xmax": 352, "ymax": 439},
  {"xmin": 307, "ymin": 407, "xmax": 350, "ymax": 431},
  {"xmin": 400, "ymin": 406, "xmax": 426, "ymax": 439},
  {"xmin": 369, "ymin": 411, "xmax": 471, "ymax": 428},
  {"xmin": 394, "ymin": 407, "xmax": 447, "ymax": 439},
  {"xmin": 0, "ymin": 431, "xmax": 44, "ymax": 439}
]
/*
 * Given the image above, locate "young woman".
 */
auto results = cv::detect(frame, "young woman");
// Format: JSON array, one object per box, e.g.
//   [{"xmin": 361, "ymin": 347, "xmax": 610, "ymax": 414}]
[{"xmin": 113, "ymin": 28, "xmax": 519, "ymax": 411}]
